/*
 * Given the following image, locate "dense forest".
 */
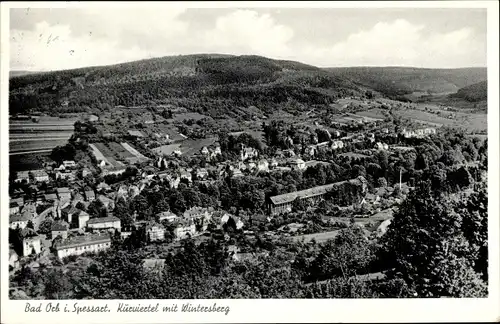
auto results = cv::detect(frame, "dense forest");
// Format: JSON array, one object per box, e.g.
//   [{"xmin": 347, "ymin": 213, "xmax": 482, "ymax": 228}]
[
  {"xmin": 9, "ymin": 55, "xmax": 362, "ymax": 117},
  {"xmin": 450, "ymin": 80, "xmax": 487, "ymax": 102},
  {"xmin": 326, "ymin": 66, "xmax": 487, "ymax": 98}
]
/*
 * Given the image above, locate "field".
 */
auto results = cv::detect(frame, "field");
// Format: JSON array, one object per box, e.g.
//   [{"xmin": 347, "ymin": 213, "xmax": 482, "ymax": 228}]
[
  {"xmin": 291, "ymin": 230, "xmax": 340, "ymax": 243},
  {"xmin": 153, "ymin": 137, "xmax": 218, "ymax": 157},
  {"xmin": 9, "ymin": 116, "xmax": 76, "ymax": 154},
  {"xmin": 90, "ymin": 142, "xmax": 147, "ymax": 167},
  {"xmin": 9, "ymin": 152, "xmax": 52, "ymax": 172},
  {"xmin": 121, "ymin": 142, "xmax": 149, "ymax": 162},
  {"xmin": 10, "ymin": 139, "xmax": 68, "ymax": 153}
]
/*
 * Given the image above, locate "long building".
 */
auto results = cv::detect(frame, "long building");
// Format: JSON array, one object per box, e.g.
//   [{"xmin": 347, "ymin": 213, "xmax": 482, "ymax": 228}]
[
  {"xmin": 268, "ymin": 177, "xmax": 366, "ymax": 215},
  {"xmin": 54, "ymin": 233, "xmax": 112, "ymax": 259}
]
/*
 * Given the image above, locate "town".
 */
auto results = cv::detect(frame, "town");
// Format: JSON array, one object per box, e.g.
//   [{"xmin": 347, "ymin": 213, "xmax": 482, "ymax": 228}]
[{"xmin": 8, "ymin": 92, "xmax": 488, "ymax": 299}]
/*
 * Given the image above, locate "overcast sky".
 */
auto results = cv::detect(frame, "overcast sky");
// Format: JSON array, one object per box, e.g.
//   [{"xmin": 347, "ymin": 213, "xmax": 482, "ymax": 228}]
[{"xmin": 10, "ymin": 7, "xmax": 487, "ymax": 71}]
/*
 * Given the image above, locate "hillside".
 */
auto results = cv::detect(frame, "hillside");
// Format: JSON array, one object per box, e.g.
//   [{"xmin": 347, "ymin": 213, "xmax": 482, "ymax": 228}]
[
  {"xmin": 9, "ymin": 71, "xmax": 43, "ymax": 78},
  {"xmin": 325, "ymin": 67, "xmax": 487, "ymax": 99},
  {"xmin": 450, "ymin": 80, "xmax": 487, "ymax": 102},
  {"xmin": 9, "ymin": 54, "xmax": 362, "ymax": 118}
]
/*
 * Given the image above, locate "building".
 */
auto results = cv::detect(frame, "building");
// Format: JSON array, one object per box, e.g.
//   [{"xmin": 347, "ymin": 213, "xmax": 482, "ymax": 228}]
[
  {"xmin": 15, "ymin": 171, "xmax": 30, "ymax": 183},
  {"xmin": 220, "ymin": 214, "xmax": 244, "ymax": 230},
  {"xmin": 9, "ymin": 202, "xmax": 20, "ymax": 215},
  {"xmin": 98, "ymin": 195, "xmax": 115, "ymax": 210},
  {"xmin": 56, "ymin": 171, "xmax": 76, "ymax": 181},
  {"xmin": 232, "ymin": 168, "xmax": 243, "ymax": 178},
  {"xmin": 240, "ymin": 146, "xmax": 259, "ymax": 161},
  {"xmin": 289, "ymin": 158, "xmax": 306, "ymax": 171},
  {"xmin": 44, "ymin": 193, "xmax": 58, "ymax": 203},
  {"xmin": 179, "ymin": 169, "xmax": 192, "ymax": 182},
  {"xmin": 87, "ymin": 216, "xmax": 121, "ymax": 231},
  {"xmin": 201, "ymin": 146, "xmax": 210, "ymax": 155},
  {"xmin": 146, "ymin": 223, "xmax": 166, "ymax": 242},
  {"xmin": 331, "ymin": 140, "xmax": 344, "ymax": 150},
  {"xmin": 304, "ymin": 146, "xmax": 316, "ymax": 157},
  {"xmin": 9, "ymin": 213, "xmax": 30, "ymax": 230},
  {"xmin": 268, "ymin": 178, "xmax": 366, "ymax": 215},
  {"xmin": 51, "ymin": 221, "xmax": 70, "ymax": 240},
  {"xmin": 374, "ymin": 142, "xmax": 389, "ymax": 150},
  {"xmin": 82, "ymin": 168, "xmax": 92, "ymax": 178},
  {"xmin": 128, "ymin": 130, "xmax": 146, "ymax": 140},
  {"xmin": 9, "ymin": 249, "xmax": 20, "ymax": 271},
  {"xmin": 87, "ymin": 114, "xmax": 99, "ymax": 122},
  {"xmin": 84, "ymin": 190, "xmax": 96, "ymax": 202},
  {"xmin": 156, "ymin": 211, "xmax": 178, "ymax": 223},
  {"xmin": 195, "ymin": 168, "xmax": 209, "ymax": 180},
  {"xmin": 32, "ymin": 169, "xmax": 50, "ymax": 182},
  {"xmin": 56, "ymin": 187, "xmax": 72, "ymax": 202},
  {"xmin": 54, "ymin": 233, "xmax": 112, "ymax": 259},
  {"xmin": 61, "ymin": 205, "xmax": 80, "ymax": 225},
  {"xmin": 174, "ymin": 220, "xmax": 196, "ymax": 240},
  {"xmin": 257, "ymin": 160, "xmax": 269, "ymax": 172},
  {"xmin": 63, "ymin": 160, "xmax": 77, "ymax": 169},
  {"xmin": 21, "ymin": 228, "xmax": 41, "ymax": 256}
]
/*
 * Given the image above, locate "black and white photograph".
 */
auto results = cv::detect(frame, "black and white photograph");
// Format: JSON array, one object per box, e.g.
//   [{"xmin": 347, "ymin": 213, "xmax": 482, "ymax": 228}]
[{"xmin": 1, "ymin": 1, "xmax": 499, "ymax": 323}]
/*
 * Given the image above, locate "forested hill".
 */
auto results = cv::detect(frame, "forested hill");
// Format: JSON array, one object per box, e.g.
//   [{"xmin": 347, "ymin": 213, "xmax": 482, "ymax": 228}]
[
  {"xmin": 325, "ymin": 66, "xmax": 487, "ymax": 99},
  {"xmin": 450, "ymin": 80, "xmax": 487, "ymax": 102},
  {"xmin": 9, "ymin": 54, "xmax": 363, "ymax": 117}
]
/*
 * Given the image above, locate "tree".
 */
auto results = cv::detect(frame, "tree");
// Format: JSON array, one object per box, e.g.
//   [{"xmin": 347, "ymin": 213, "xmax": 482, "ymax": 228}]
[
  {"xmin": 38, "ymin": 218, "xmax": 54, "ymax": 235},
  {"xmin": 75, "ymin": 201, "xmax": 87, "ymax": 211},
  {"xmin": 27, "ymin": 220, "xmax": 35, "ymax": 230},
  {"xmin": 376, "ymin": 177, "xmax": 388, "ymax": 188},
  {"xmin": 381, "ymin": 182, "xmax": 487, "ymax": 297},
  {"xmin": 114, "ymin": 197, "xmax": 134, "ymax": 227},
  {"xmin": 44, "ymin": 268, "xmax": 72, "ymax": 299},
  {"xmin": 308, "ymin": 226, "xmax": 374, "ymax": 282},
  {"xmin": 87, "ymin": 199, "xmax": 105, "ymax": 218}
]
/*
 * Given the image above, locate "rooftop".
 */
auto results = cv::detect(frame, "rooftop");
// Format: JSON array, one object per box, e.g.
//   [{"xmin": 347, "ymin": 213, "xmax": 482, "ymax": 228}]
[
  {"xmin": 269, "ymin": 178, "xmax": 362, "ymax": 205},
  {"xmin": 10, "ymin": 213, "xmax": 30, "ymax": 223},
  {"xmin": 51, "ymin": 221, "xmax": 70, "ymax": 231},
  {"xmin": 56, "ymin": 187, "xmax": 70, "ymax": 194},
  {"xmin": 55, "ymin": 233, "xmax": 111, "ymax": 250},
  {"xmin": 128, "ymin": 130, "xmax": 145, "ymax": 137},
  {"xmin": 87, "ymin": 216, "xmax": 121, "ymax": 224}
]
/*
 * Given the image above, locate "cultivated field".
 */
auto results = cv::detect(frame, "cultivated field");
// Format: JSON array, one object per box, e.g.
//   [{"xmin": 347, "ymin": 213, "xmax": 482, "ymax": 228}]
[
  {"xmin": 153, "ymin": 137, "xmax": 218, "ymax": 157},
  {"xmin": 9, "ymin": 117, "xmax": 76, "ymax": 154},
  {"xmin": 291, "ymin": 230, "xmax": 340, "ymax": 243},
  {"xmin": 90, "ymin": 142, "xmax": 147, "ymax": 167}
]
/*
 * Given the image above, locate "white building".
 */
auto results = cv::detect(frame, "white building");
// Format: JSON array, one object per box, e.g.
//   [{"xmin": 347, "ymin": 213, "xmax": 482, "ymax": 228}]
[
  {"xmin": 157, "ymin": 211, "xmax": 178, "ymax": 223},
  {"xmin": 289, "ymin": 158, "xmax": 306, "ymax": 171},
  {"xmin": 87, "ymin": 216, "xmax": 121, "ymax": 231},
  {"xmin": 9, "ymin": 213, "xmax": 29, "ymax": 230},
  {"xmin": 32, "ymin": 169, "xmax": 50, "ymax": 182},
  {"xmin": 54, "ymin": 234, "xmax": 112, "ymax": 259},
  {"xmin": 174, "ymin": 221, "xmax": 196, "ymax": 240},
  {"xmin": 21, "ymin": 228, "xmax": 41, "ymax": 256}
]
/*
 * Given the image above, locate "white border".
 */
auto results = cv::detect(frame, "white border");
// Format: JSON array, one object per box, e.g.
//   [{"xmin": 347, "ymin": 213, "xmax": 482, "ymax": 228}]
[{"xmin": 1, "ymin": 2, "xmax": 499, "ymax": 323}]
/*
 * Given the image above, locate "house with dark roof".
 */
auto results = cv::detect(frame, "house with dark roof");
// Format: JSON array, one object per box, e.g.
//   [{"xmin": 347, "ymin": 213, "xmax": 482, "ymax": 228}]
[
  {"xmin": 56, "ymin": 187, "xmax": 71, "ymax": 201},
  {"xmin": 51, "ymin": 221, "xmax": 70, "ymax": 240},
  {"xmin": 267, "ymin": 178, "xmax": 366, "ymax": 215},
  {"xmin": 9, "ymin": 202, "xmax": 20, "ymax": 215},
  {"xmin": 84, "ymin": 190, "xmax": 96, "ymax": 202},
  {"xmin": 44, "ymin": 193, "xmax": 58, "ymax": 202},
  {"xmin": 9, "ymin": 213, "xmax": 30, "ymax": 230}
]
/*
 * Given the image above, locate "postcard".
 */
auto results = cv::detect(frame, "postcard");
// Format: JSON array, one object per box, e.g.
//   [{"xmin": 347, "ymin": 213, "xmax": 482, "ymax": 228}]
[{"xmin": 1, "ymin": 1, "xmax": 499, "ymax": 323}]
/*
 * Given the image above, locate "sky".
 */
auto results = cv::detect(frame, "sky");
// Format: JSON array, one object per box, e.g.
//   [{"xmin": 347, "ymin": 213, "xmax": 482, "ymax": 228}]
[{"xmin": 9, "ymin": 7, "xmax": 487, "ymax": 71}]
